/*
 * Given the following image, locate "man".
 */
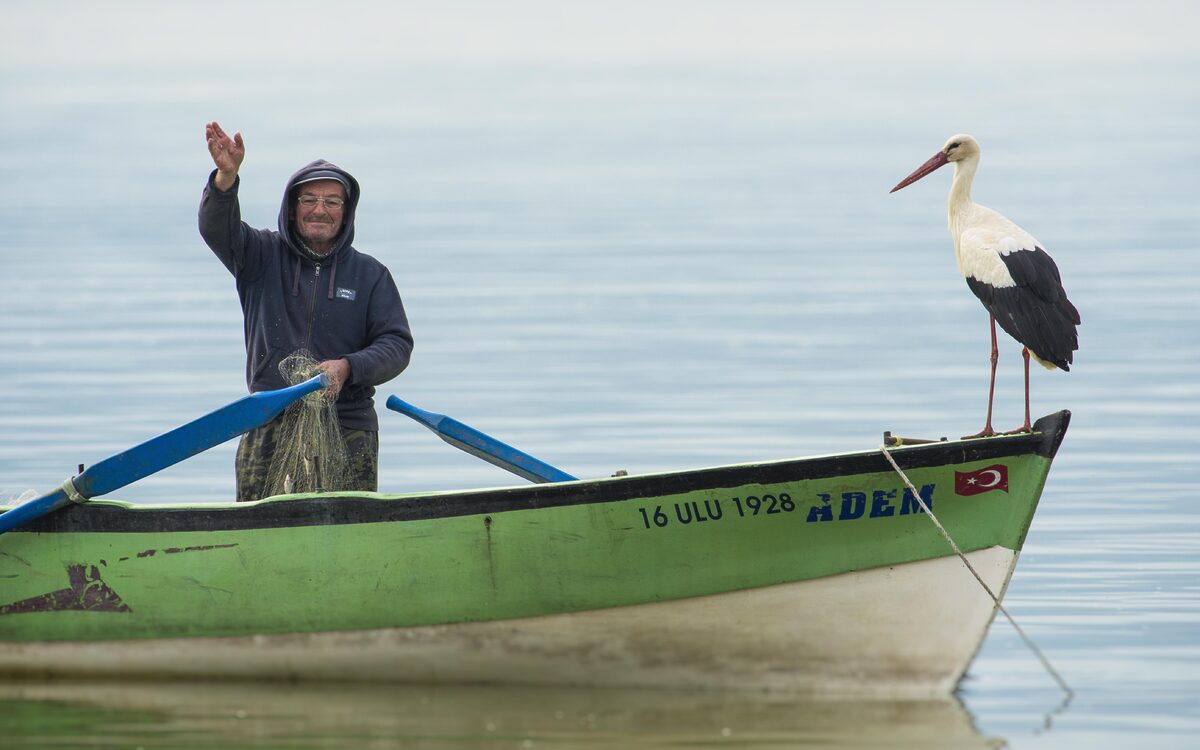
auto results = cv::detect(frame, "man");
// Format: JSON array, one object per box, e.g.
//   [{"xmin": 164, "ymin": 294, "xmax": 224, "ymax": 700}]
[{"xmin": 199, "ymin": 121, "xmax": 413, "ymax": 501}]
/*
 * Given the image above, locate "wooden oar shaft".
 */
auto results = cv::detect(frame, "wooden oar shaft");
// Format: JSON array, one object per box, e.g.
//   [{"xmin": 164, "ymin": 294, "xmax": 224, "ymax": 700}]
[
  {"xmin": 77, "ymin": 375, "xmax": 328, "ymax": 498},
  {"xmin": 0, "ymin": 486, "xmax": 72, "ymax": 535},
  {"xmin": 0, "ymin": 375, "xmax": 328, "ymax": 534},
  {"xmin": 386, "ymin": 396, "xmax": 577, "ymax": 484}
]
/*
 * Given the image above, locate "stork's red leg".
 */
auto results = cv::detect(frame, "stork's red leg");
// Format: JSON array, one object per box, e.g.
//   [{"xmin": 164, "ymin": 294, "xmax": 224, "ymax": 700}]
[
  {"xmin": 1003, "ymin": 346, "xmax": 1034, "ymax": 434},
  {"xmin": 964, "ymin": 315, "xmax": 999, "ymax": 439}
]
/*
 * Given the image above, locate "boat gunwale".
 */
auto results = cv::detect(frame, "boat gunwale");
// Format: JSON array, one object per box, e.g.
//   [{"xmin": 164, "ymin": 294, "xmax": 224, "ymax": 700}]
[{"xmin": 10, "ymin": 411, "xmax": 1069, "ymax": 535}]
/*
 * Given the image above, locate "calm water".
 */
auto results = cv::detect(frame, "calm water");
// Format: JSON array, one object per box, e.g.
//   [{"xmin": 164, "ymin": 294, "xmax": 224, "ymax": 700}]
[{"xmin": 2, "ymin": 4, "xmax": 1198, "ymax": 747}]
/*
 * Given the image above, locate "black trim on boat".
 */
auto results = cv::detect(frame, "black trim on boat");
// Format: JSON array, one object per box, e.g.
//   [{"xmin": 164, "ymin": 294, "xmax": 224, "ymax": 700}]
[{"xmin": 15, "ymin": 411, "xmax": 1070, "ymax": 535}]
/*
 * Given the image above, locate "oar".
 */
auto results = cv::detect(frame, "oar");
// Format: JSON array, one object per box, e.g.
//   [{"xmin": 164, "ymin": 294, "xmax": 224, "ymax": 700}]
[
  {"xmin": 0, "ymin": 374, "xmax": 329, "ymax": 534},
  {"xmin": 386, "ymin": 395, "xmax": 577, "ymax": 484}
]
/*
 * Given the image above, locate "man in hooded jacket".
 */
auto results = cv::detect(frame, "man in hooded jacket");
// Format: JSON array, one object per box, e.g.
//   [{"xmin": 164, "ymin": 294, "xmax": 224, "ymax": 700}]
[{"xmin": 199, "ymin": 121, "xmax": 413, "ymax": 501}]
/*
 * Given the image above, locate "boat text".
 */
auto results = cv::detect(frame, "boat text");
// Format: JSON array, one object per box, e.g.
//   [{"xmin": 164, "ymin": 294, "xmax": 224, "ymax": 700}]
[{"xmin": 636, "ymin": 484, "xmax": 936, "ymax": 530}]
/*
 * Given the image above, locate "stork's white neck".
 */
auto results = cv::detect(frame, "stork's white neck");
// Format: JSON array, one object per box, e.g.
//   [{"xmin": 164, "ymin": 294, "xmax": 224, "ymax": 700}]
[
  {"xmin": 947, "ymin": 155, "xmax": 978, "ymax": 225},
  {"xmin": 946, "ymin": 154, "xmax": 979, "ymax": 272}
]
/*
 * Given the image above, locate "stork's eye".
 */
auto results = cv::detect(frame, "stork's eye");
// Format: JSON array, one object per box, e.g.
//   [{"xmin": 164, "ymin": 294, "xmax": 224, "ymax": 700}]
[{"xmin": 947, "ymin": 142, "xmax": 960, "ymax": 151}]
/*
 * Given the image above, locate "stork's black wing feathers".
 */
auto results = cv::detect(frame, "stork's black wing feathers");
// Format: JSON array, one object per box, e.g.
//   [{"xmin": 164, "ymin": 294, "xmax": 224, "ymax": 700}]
[{"xmin": 966, "ymin": 247, "xmax": 1080, "ymax": 371}]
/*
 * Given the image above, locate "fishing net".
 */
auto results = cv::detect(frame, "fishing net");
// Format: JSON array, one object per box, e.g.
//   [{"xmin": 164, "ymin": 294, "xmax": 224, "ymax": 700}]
[{"xmin": 263, "ymin": 350, "xmax": 348, "ymax": 497}]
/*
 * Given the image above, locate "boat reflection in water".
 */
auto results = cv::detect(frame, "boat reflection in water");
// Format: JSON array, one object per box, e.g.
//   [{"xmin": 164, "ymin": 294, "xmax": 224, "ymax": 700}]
[{"xmin": 0, "ymin": 680, "xmax": 1003, "ymax": 749}]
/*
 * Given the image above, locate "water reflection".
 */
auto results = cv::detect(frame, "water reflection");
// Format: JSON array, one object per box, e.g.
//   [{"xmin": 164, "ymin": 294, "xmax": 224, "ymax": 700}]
[{"xmin": 0, "ymin": 680, "xmax": 1003, "ymax": 749}]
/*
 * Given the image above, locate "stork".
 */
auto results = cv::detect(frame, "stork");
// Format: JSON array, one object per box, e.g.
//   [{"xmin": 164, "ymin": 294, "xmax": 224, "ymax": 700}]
[{"xmin": 890, "ymin": 134, "xmax": 1080, "ymax": 437}]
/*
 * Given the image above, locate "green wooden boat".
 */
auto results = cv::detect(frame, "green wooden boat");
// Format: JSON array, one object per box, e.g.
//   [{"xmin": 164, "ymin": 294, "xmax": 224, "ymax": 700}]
[{"xmin": 0, "ymin": 410, "xmax": 1069, "ymax": 695}]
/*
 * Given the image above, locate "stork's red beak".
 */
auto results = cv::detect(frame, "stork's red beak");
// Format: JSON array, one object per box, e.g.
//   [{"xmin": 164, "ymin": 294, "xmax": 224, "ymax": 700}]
[{"xmin": 890, "ymin": 151, "xmax": 949, "ymax": 193}]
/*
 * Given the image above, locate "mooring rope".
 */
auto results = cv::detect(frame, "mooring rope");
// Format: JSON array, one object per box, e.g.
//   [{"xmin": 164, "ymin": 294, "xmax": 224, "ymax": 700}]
[{"xmin": 879, "ymin": 445, "xmax": 1073, "ymax": 699}]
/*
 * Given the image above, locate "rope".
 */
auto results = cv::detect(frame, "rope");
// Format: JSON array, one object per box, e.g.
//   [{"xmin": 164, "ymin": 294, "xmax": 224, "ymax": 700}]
[
  {"xmin": 879, "ymin": 445, "xmax": 1073, "ymax": 699},
  {"xmin": 61, "ymin": 477, "xmax": 88, "ymax": 504}
]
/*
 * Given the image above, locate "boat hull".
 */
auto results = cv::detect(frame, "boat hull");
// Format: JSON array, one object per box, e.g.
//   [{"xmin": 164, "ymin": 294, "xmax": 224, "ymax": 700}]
[
  {"xmin": 0, "ymin": 411, "xmax": 1069, "ymax": 692},
  {"xmin": 0, "ymin": 546, "xmax": 1016, "ymax": 695}
]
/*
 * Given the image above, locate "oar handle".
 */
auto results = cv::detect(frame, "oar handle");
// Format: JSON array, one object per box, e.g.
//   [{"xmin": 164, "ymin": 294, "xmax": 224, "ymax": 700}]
[
  {"xmin": 386, "ymin": 396, "xmax": 577, "ymax": 484},
  {"xmin": 0, "ymin": 486, "xmax": 72, "ymax": 534}
]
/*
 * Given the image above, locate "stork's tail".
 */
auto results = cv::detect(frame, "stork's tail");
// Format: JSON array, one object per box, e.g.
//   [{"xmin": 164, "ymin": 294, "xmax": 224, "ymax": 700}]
[{"xmin": 1030, "ymin": 350, "xmax": 1067, "ymax": 372}]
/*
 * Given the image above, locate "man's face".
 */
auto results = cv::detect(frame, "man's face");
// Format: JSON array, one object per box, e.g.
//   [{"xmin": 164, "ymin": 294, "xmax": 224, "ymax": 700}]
[{"xmin": 294, "ymin": 179, "xmax": 347, "ymax": 250}]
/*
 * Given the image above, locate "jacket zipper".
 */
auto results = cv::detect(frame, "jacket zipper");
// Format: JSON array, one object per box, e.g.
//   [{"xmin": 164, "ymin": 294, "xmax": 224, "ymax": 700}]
[{"xmin": 305, "ymin": 264, "xmax": 321, "ymax": 350}]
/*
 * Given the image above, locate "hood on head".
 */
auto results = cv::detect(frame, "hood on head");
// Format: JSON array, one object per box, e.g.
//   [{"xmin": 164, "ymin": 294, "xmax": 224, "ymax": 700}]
[{"xmin": 278, "ymin": 159, "xmax": 361, "ymax": 260}]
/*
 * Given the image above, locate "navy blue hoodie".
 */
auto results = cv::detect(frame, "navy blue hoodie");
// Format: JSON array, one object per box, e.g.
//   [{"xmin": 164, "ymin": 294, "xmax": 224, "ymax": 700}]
[{"xmin": 199, "ymin": 160, "xmax": 413, "ymax": 431}]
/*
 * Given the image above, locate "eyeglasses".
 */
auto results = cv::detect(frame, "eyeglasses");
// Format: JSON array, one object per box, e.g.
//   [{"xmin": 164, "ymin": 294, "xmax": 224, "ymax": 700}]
[{"xmin": 296, "ymin": 196, "xmax": 346, "ymax": 209}]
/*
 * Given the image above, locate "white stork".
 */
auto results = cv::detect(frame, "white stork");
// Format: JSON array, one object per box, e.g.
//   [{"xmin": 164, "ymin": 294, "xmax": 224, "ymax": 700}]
[{"xmin": 890, "ymin": 134, "xmax": 1080, "ymax": 437}]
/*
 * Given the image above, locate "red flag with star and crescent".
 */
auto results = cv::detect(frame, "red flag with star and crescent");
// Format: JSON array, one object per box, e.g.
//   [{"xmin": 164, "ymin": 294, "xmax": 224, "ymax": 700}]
[{"xmin": 954, "ymin": 464, "xmax": 1008, "ymax": 496}]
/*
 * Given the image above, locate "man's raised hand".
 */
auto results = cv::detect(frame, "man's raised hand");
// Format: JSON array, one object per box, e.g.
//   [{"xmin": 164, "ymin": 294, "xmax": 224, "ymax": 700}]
[{"xmin": 205, "ymin": 121, "xmax": 245, "ymax": 191}]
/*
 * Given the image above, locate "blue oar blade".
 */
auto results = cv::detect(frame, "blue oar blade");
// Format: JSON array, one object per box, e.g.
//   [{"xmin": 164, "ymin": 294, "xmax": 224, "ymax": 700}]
[
  {"xmin": 0, "ymin": 375, "xmax": 327, "ymax": 535},
  {"xmin": 386, "ymin": 396, "xmax": 577, "ymax": 484}
]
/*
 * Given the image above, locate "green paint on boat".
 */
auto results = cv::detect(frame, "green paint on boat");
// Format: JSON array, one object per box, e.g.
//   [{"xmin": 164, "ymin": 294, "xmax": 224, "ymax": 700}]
[{"xmin": 0, "ymin": 412, "xmax": 1067, "ymax": 647}]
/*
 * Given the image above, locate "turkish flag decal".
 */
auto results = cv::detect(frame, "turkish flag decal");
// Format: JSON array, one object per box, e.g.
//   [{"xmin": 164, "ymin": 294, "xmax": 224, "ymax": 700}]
[{"xmin": 955, "ymin": 464, "xmax": 1009, "ymax": 495}]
